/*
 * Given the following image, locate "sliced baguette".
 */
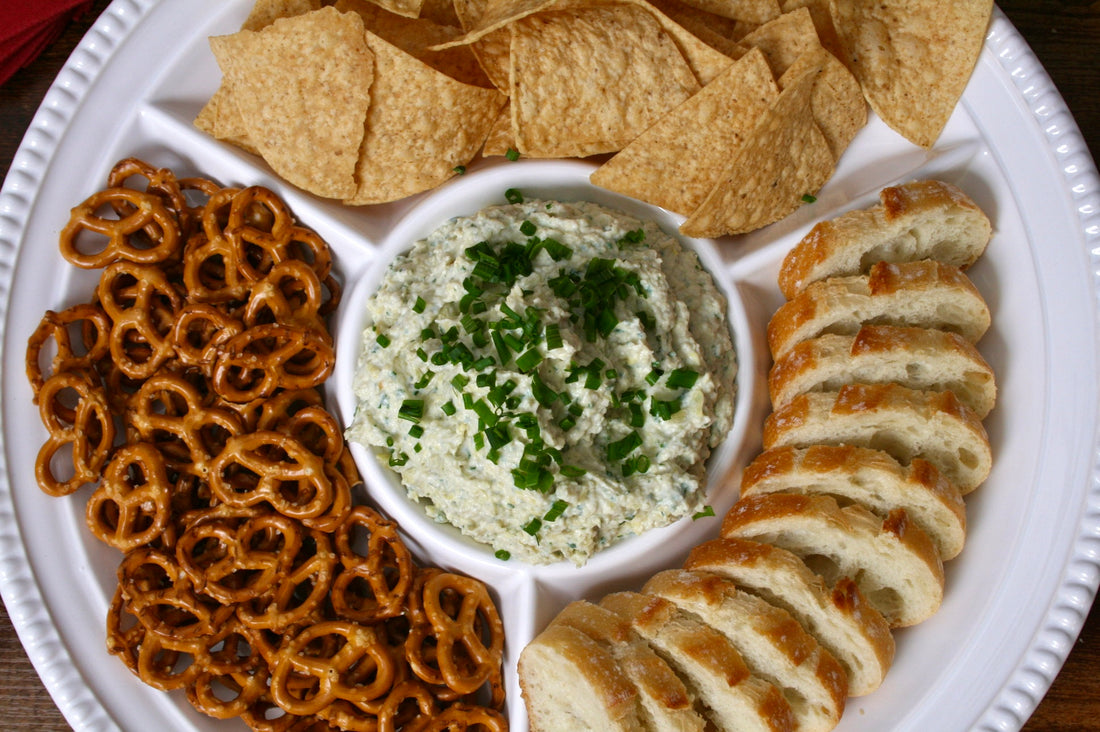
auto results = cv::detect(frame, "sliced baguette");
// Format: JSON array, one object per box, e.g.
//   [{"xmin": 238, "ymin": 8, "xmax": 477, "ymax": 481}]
[
  {"xmin": 720, "ymin": 493, "xmax": 945, "ymax": 627},
  {"xmin": 768, "ymin": 259, "xmax": 991, "ymax": 360},
  {"xmin": 600, "ymin": 591, "xmax": 797, "ymax": 732},
  {"xmin": 551, "ymin": 600, "xmax": 707, "ymax": 732},
  {"xmin": 777, "ymin": 179, "xmax": 992, "ymax": 299},
  {"xmin": 740, "ymin": 445, "xmax": 967, "ymax": 560},
  {"xmin": 768, "ymin": 324, "xmax": 996, "ymax": 418},
  {"xmin": 643, "ymin": 569, "xmax": 847, "ymax": 732},
  {"xmin": 762, "ymin": 383, "xmax": 992, "ymax": 494},
  {"xmin": 518, "ymin": 622, "xmax": 646, "ymax": 732},
  {"xmin": 685, "ymin": 537, "xmax": 895, "ymax": 696}
]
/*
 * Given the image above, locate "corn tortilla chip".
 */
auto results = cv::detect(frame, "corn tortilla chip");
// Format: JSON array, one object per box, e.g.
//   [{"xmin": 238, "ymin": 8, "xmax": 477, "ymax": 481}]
[
  {"xmin": 675, "ymin": 0, "xmax": 780, "ymax": 23},
  {"xmin": 680, "ymin": 58, "xmax": 834, "ymax": 237},
  {"xmin": 369, "ymin": 0, "xmax": 423, "ymax": 19},
  {"xmin": 830, "ymin": 0, "xmax": 993, "ymax": 148},
  {"xmin": 780, "ymin": 45, "xmax": 865, "ymax": 160},
  {"xmin": 779, "ymin": 0, "xmax": 842, "ymax": 59},
  {"xmin": 346, "ymin": 31, "xmax": 506, "ymax": 204},
  {"xmin": 510, "ymin": 6, "xmax": 700, "ymax": 158},
  {"xmin": 590, "ymin": 48, "xmax": 779, "ymax": 216},
  {"xmin": 336, "ymin": 0, "xmax": 492, "ymax": 86},
  {"xmin": 241, "ymin": 0, "xmax": 321, "ymax": 31},
  {"xmin": 482, "ymin": 102, "xmax": 515, "ymax": 157},
  {"xmin": 209, "ymin": 7, "xmax": 372, "ymax": 200},
  {"xmin": 739, "ymin": 6, "xmax": 820, "ymax": 76}
]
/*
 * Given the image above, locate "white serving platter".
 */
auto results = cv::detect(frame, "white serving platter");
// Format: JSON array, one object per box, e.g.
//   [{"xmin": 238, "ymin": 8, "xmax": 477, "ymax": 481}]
[{"xmin": 0, "ymin": 2, "xmax": 1097, "ymax": 731}]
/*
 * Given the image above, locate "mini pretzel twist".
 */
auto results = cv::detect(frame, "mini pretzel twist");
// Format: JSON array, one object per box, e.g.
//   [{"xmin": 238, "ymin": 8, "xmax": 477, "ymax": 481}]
[
  {"xmin": 34, "ymin": 369, "xmax": 116, "ymax": 496},
  {"xmin": 211, "ymin": 323, "xmax": 334, "ymax": 403},
  {"xmin": 25, "ymin": 304, "xmax": 112, "ymax": 401},
  {"xmin": 243, "ymin": 259, "xmax": 331, "ymax": 339},
  {"xmin": 209, "ymin": 430, "xmax": 336, "ymax": 520},
  {"xmin": 106, "ymin": 586, "xmax": 200, "ymax": 692},
  {"xmin": 406, "ymin": 572, "xmax": 506, "ymax": 708},
  {"xmin": 126, "ymin": 371, "xmax": 245, "ymax": 479},
  {"xmin": 419, "ymin": 704, "xmax": 510, "ymax": 732},
  {"xmin": 268, "ymin": 620, "xmax": 398, "ymax": 717},
  {"xmin": 184, "ymin": 619, "xmax": 271, "ymax": 720},
  {"xmin": 86, "ymin": 442, "xmax": 173, "ymax": 552},
  {"xmin": 96, "ymin": 261, "xmax": 184, "ymax": 379},
  {"xmin": 60, "ymin": 187, "xmax": 181, "ymax": 268},
  {"xmin": 330, "ymin": 506, "xmax": 415, "ymax": 624},
  {"xmin": 117, "ymin": 546, "xmax": 234, "ymax": 649},
  {"xmin": 175, "ymin": 507, "xmax": 302, "ymax": 605},
  {"xmin": 171, "ymin": 303, "xmax": 244, "ymax": 372},
  {"xmin": 235, "ymin": 527, "xmax": 336, "ymax": 632},
  {"xmin": 105, "ymin": 157, "xmax": 193, "ymax": 236}
]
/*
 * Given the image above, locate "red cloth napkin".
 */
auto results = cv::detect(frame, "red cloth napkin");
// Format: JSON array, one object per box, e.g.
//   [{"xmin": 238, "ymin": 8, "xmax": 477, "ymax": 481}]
[{"xmin": 0, "ymin": 0, "xmax": 94, "ymax": 86}]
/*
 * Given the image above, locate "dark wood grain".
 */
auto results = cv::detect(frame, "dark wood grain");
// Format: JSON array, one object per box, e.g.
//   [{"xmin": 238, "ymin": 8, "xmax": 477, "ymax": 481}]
[{"xmin": 1, "ymin": 2, "xmax": 1097, "ymax": 730}]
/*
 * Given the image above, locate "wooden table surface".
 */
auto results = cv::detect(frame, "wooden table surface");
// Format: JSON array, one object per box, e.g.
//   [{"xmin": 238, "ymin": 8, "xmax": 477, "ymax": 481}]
[{"xmin": 1, "ymin": 1, "xmax": 1098, "ymax": 730}]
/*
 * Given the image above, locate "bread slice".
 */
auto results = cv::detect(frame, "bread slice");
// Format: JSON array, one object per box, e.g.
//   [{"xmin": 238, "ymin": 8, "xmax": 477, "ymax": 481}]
[
  {"xmin": 768, "ymin": 324, "xmax": 996, "ymax": 418},
  {"xmin": 740, "ymin": 445, "xmax": 967, "ymax": 560},
  {"xmin": 720, "ymin": 493, "xmax": 945, "ymax": 627},
  {"xmin": 767, "ymin": 259, "xmax": 991, "ymax": 360},
  {"xmin": 685, "ymin": 537, "xmax": 895, "ymax": 696},
  {"xmin": 762, "ymin": 383, "xmax": 992, "ymax": 494},
  {"xmin": 519, "ymin": 622, "xmax": 646, "ymax": 731},
  {"xmin": 551, "ymin": 600, "xmax": 707, "ymax": 732},
  {"xmin": 599, "ymin": 591, "xmax": 796, "ymax": 732},
  {"xmin": 643, "ymin": 569, "xmax": 847, "ymax": 732},
  {"xmin": 777, "ymin": 179, "xmax": 992, "ymax": 299}
]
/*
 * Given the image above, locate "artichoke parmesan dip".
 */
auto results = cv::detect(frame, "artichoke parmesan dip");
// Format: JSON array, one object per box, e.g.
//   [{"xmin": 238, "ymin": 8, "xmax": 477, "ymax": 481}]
[{"xmin": 347, "ymin": 196, "xmax": 736, "ymax": 565}]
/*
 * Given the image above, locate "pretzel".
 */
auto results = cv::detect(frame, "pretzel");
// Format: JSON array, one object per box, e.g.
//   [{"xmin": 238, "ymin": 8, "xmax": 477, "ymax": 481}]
[
  {"xmin": 34, "ymin": 369, "xmax": 115, "ymax": 496},
  {"xmin": 171, "ymin": 302, "xmax": 244, "ymax": 371},
  {"xmin": 243, "ymin": 259, "xmax": 330, "ymax": 339},
  {"xmin": 96, "ymin": 260, "xmax": 184, "ymax": 379},
  {"xmin": 106, "ymin": 157, "xmax": 192, "ymax": 235},
  {"xmin": 211, "ymin": 324, "xmax": 334, "ymax": 403},
  {"xmin": 25, "ymin": 304, "xmax": 112, "ymax": 401},
  {"xmin": 268, "ymin": 620, "xmax": 398, "ymax": 717},
  {"xmin": 60, "ymin": 187, "xmax": 182, "ymax": 268},
  {"xmin": 184, "ymin": 620, "xmax": 271, "ymax": 720},
  {"xmin": 106, "ymin": 586, "xmax": 201, "ymax": 692},
  {"xmin": 117, "ymin": 546, "xmax": 234, "ymax": 649},
  {"xmin": 175, "ymin": 506, "xmax": 302, "ymax": 605},
  {"xmin": 420, "ymin": 704, "xmax": 510, "ymax": 732},
  {"xmin": 86, "ymin": 442, "xmax": 173, "ymax": 552},
  {"xmin": 126, "ymin": 371, "xmax": 245, "ymax": 479},
  {"xmin": 235, "ymin": 526, "xmax": 336, "ymax": 632},
  {"xmin": 330, "ymin": 506, "xmax": 415, "ymax": 624},
  {"xmin": 209, "ymin": 430, "xmax": 336, "ymax": 520},
  {"xmin": 406, "ymin": 571, "xmax": 506, "ymax": 709}
]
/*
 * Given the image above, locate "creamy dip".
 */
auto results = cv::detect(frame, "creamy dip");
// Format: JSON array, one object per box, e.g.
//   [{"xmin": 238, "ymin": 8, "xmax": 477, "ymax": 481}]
[{"xmin": 347, "ymin": 197, "xmax": 736, "ymax": 565}]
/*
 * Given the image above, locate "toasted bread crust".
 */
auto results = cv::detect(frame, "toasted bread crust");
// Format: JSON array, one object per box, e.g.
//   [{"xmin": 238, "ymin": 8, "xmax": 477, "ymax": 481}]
[{"xmin": 777, "ymin": 180, "xmax": 992, "ymax": 298}]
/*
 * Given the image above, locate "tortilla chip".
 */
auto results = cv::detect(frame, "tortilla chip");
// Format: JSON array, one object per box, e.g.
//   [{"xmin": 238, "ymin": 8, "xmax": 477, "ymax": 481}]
[
  {"xmin": 830, "ymin": 0, "xmax": 993, "ymax": 148},
  {"xmin": 336, "ymin": 0, "xmax": 492, "ymax": 86},
  {"xmin": 419, "ymin": 0, "xmax": 462, "ymax": 26},
  {"xmin": 241, "ymin": 0, "xmax": 321, "ymax": 31},
  {"xmin": 209, "ymin": 7, "xmax": 372, "ymax": 200},
  {"xmin": 739, "ymin": 6, "xmax": 820, "ymax": 76},
  {"xmin": 194, "ymin": 85, "xmax": 260, "ymax": 155},
  {"xmin": 369, "ymin": 0, "xmax": 423, "ymax": 19},
  {"xmin": 625, "ymin": 0, "xmax": 742, "ymax": 83},
  {"xmin": 779, "ymin": 0, "xmax": 842, "ymax": 58},
  {"xmin": 510, "ymin": 6, "xmax": 700, "ymax": 158},
  {"xmin": 482, "ymin": 102, "xmax": 515, "ymax": 157},
  {"xmin": 674, "ymin": 0, "xmax": 781, "ymax": 23},
  {"xmin": 680, "ymin": 58, "xmax": 834, "ymax": 237},
  {"xmin": 780, "ymin": 45, "xmax": 865, "ymax": 160},
  {"xmin": 591, "ymin": 48, "xmax": 778, "ymax": 216},
  {"xmin": 346, "ymin": 31, "xmax": 506, "ymax": 204}
]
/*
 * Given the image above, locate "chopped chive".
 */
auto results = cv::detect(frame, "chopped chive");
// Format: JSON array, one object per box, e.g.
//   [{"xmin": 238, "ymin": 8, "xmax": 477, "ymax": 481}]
[
  {"xmin": 505, "ymin": 187, "xmax": 523, "ymax": 204},
  {"xmin": 522, "ymin": 517, "xmax": 542, "ymax": 535},
  {"xmin": 451, "ymin": 373, "xmax": 469, "ymax": 390},
  {"xmin": 505, "ymin": 148, "xmax": 520, "ymax": 161},
  {"xmin": 543, "ymin": 499, "xmax": 568, "ymax": 522},
  {"xmin": 413, "ymin": 296, "xmax": 427, "ymax": 313},
  {"xmin": 413, "ymin": 370, "xmax": 434, "ymax": 389},
  {"xmin": 441, "ymin": 400, "xmax": 457, "ymax": 416},
  {"xmin": 607, "ymin": 431, "xmax": 642, "ymax": 461},
  {"xmin": 376, "ymin": 332, "xmax": 391, "ymax": 348},
  {"xmin": 398, "ymin": 399, "xmax": 424, "ymax": 423},
  {"xmin": 692, "ymin": 505, "xmax": 716, "ymax": 520},
  {"xmin": 409, "ymin": 424, "xmax": 424, "ymax": 439},
  {"xmin": 645, "ymin": 367, "xmax": 663, "ymax": 386},
  {"xmin": 801, "ymin": 193, "xmax": 817, "ymax": 203},
  {"xmin": 545, "ymin": 323, "xmax": 563, "ymax": 350},
  {"xmin": 560, "ymin": 464, "xmax": 586, "ymax": 478},
  {"xmin": 667, "ymin": 368, "xmax": 699, "ymax": 389},
  {"xmin": 515, "ymin": 348, "xmax": 543, "ymax": 373},
  {"xmin": 495, "ymin": 549, "xmax": 511, "ymax": 560},
  {"xmin": 520, "ymin": 220, "xmax": 537, "ymax": 236},
  {"xmin": 453, "ymin": 165, "xmax": 467, "ymax": 175},
  {"xmin": 388, "ymin": 452, "xmax": 409, "ymax": 466}
]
